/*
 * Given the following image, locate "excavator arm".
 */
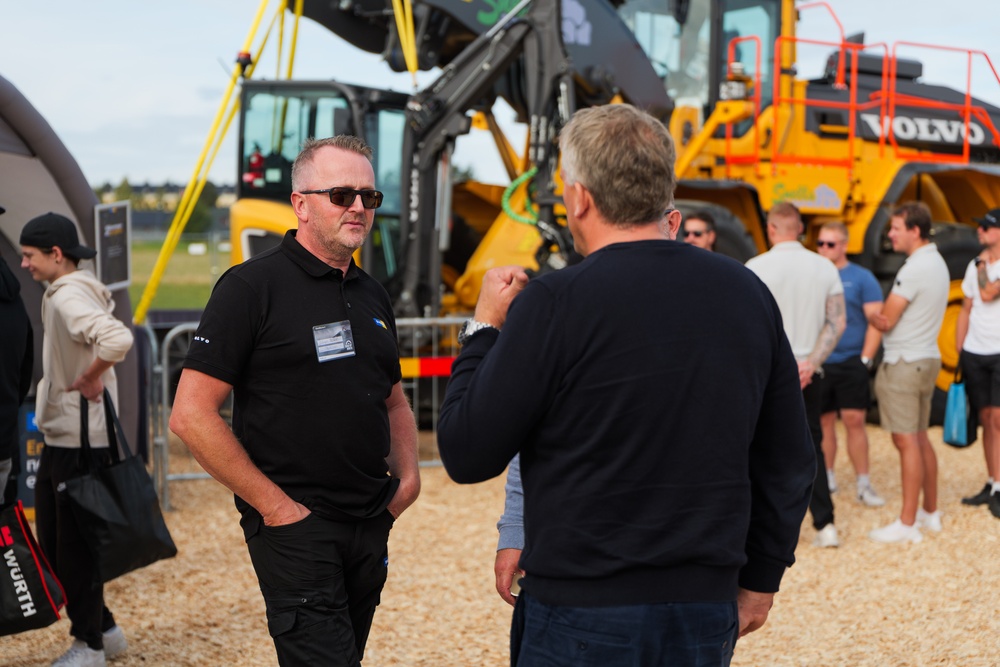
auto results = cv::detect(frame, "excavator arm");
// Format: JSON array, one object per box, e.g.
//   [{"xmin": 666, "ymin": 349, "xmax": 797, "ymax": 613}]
[
  {"xmin": 395, "ymin": 0, "xmax": 572, "ymax": 316},
  {"xmin": 313, "ymin": 0, "xmax": 674, "ymax": 316}
]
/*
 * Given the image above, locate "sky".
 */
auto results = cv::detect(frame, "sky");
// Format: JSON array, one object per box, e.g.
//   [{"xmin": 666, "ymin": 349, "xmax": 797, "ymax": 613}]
[{"xmin": 2, "ymin": 0, "xmax": 999, "ymax": 187}]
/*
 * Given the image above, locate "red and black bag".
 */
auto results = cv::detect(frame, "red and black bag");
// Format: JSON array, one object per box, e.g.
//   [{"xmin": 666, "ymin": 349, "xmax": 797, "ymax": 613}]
[{"xmin": 0, "ymin": 500, "xmax": 66, "ymax": 636}]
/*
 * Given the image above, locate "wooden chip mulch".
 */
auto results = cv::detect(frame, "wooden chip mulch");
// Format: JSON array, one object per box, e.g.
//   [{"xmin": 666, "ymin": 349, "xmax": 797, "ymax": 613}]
[{"xmin": 4, "ymin": 425, "xmax": 998, "ymax": 666}]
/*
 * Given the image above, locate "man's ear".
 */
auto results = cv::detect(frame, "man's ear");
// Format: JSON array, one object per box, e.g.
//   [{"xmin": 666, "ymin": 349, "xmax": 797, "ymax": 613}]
[
  {"xmin": 570, "ymin": 181, "xmax": 591, "ymax": 219},
  {"xmin": 51, "ymin": 246, "xmax": 66, "ymax": 263},
  {"xmin": 290, "ymin": 192, "xmax": 308, "ymax": 221},
  {"xmin": 663, "ymin": 209, "xmax": 682, "ymax": 239}
]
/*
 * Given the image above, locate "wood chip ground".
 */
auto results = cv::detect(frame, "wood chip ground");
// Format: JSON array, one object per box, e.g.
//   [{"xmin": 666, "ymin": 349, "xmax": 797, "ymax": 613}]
[{"xmin": 3, "ymin": 425, "xmax": 998, "ymax": 666}]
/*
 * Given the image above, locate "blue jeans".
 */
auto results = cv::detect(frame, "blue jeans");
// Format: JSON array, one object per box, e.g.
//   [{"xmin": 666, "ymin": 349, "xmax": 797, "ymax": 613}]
[{"xmin": 511, "ymin": 592, "xmax": 738, "ymax": 667}]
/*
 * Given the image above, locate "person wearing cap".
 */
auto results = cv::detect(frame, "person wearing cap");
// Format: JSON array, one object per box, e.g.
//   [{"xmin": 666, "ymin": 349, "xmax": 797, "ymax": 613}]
[
  {"xmin": 19, "ymin": 212, "xmax": 133, "ymax": 667},
  {"xmin": 869, "ymin": 201, "xmax": 950, "ymax": 544},
  {"xmin": 956, "ymin": 208, "xmax": 1000, "ymax": 517},
  {"xmin": 681, "ymin": 209, "xmax": 717, "ymax": 251}
]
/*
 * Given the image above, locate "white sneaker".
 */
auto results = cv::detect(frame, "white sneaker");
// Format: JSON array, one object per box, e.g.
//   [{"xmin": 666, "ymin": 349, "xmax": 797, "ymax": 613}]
[
  {"xmin": 813, "ymin": 523, "xmax": 840, "ymax": 548},
  {"xmin": 826, "ymin": 469, "xmax": 838, "ymax": 493},
  {"xmin": 102, "ymin": 626, "xmax": 128, "ymax": 661},
  {"xmin": 916, "ymin": 508, "xmax": 943, "ymax": 533},
  {"xmin": 857, "ymin": 485, "xmax": 886, "ymax": 507},
  {"xmin": 869, "ymin": 519, "xmax": 923, "ymax": 544},
  {"xmin": 51, "ymin": 640, "xmax": 107, "ymax": 667}
]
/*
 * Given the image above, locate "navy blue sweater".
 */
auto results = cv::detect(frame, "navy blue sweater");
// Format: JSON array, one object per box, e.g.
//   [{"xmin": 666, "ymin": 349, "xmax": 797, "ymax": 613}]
[{"xmin": 438, "ymin": 240, "xmax": 814, "ymax": 606}]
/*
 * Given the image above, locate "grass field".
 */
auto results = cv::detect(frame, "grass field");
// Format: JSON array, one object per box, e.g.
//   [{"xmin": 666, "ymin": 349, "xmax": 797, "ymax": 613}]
[{"xmin": 127, "ymin": 239, "xmax": 229, "ymax": 311}]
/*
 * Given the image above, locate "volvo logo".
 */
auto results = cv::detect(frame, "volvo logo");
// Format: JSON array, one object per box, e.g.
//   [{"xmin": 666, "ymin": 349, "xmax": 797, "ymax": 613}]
[{"xmin": 859, "ymin": 113, "xmax": 986, "ymax": 145}]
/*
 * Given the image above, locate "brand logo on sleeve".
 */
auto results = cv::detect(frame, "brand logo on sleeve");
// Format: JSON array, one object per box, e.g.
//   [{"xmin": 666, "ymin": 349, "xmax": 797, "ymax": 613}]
[{"xmin": 373, "ymin": 318, "xmax": 388, "ymax": 330}]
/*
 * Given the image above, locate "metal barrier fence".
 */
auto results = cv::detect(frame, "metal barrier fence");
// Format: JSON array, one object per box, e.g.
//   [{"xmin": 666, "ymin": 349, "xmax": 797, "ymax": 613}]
[{"xmin": 149, "ymin": 316, "xmax": 466, "ymax": 510}]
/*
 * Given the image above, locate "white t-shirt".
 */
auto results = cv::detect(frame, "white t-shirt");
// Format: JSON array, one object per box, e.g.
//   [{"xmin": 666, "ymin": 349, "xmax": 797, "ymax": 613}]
[
  {"xmin": 746, "ymin": 241, "xmax": 843, "ymax": 361},
  {"xmin": 961, "ymin": 257, "xmax": 1000, "ymax": 355},
  {"xmin": 883, "ymin": 243, "xmax": 950, "ymax": 363}
]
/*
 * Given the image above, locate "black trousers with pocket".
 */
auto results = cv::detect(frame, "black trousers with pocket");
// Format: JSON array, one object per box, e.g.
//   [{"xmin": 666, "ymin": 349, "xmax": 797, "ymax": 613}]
[
  {"xmin": 35, "ymin": 445, "xmax": 118, "ymax": 650},
  {"xmin": 246, "ymin": 509, "xmax": 395, "ymax": 667}
]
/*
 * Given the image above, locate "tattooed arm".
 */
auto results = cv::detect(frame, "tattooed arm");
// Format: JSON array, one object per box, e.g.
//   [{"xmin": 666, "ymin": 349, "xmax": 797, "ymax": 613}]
[
  {"xmin": 799, "ymin": 293, "xmax": 846, "ymax": 388},
  {"xmin": 976, "ymin": 255, "xmax": 1000, "ymax": 302}
]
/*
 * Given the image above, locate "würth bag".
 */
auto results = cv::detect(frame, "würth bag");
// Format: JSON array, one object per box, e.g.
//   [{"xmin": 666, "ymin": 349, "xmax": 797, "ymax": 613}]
[
  {"xmin": 62, "ymin": 390, "xmax": 177, "ymax": 583},
  {"xmin": 0, "ymin": 500, "xmax": 66, "ymax": 636}
]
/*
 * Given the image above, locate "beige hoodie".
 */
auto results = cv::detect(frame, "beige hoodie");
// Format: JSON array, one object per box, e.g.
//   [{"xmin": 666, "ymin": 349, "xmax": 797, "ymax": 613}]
[{"xmin": 36, "ymin": 269, "xmax": 133, "ymax": 448}]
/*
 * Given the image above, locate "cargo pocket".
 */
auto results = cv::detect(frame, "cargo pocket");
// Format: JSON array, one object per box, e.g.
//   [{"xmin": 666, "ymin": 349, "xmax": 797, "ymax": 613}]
[
  {"xmin": 263, "ymin": 592, "xmax": 359, "ymax": 661},
  {"xmin": 266, "ymin": 602, "xmax": 298, "ymax": 639}
]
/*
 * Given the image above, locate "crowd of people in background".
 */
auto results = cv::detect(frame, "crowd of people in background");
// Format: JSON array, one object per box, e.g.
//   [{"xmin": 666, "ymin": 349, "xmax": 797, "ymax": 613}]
[
  {"xmin": 3, "ymin": 103, "xmax": 999, "ymax": 666},
  {"xmin": 681, "ymin": 200, "xmax": 1000, "ymax": 543}
]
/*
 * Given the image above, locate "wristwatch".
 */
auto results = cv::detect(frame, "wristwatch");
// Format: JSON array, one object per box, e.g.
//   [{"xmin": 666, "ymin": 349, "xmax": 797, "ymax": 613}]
[
  {"xmin": 861, "ymin": 356, "xmax": 874, "ymax": 370},
  {"xmin": 458, "ymin": 319, "xmax": 498, "ymax": 345}
]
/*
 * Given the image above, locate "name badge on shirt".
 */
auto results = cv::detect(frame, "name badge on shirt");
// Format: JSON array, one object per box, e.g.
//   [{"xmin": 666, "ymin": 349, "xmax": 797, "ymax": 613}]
[{"xmin": 313, "ymin": 320, "xmax": 356, "ymax": 362}]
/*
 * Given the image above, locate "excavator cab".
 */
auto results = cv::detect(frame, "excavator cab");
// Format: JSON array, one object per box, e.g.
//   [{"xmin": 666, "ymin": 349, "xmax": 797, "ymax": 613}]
[
  {"xmin": 619, "ymin": 0, "xmax": 780, "ymax": 122},
  {"xmin": 230, "ymin": 80, "xmax": 409, "ymax": 287}
]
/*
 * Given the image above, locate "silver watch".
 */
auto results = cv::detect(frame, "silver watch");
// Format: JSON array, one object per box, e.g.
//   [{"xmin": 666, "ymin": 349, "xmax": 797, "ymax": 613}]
[{"xmin": 458, "ymin": 319, "xmax": 498, "ymax": 345}]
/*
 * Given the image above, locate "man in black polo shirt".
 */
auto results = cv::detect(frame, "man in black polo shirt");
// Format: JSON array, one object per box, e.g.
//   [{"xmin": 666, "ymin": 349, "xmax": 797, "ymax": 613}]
[{"xmin": 171, "ymin": 136, "xmax": 420, "ymax": 666}]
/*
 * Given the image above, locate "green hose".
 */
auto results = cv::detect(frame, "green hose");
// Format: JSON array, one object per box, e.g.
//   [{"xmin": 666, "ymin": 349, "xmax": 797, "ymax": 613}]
[{"xmin": 501, "ymin": 166, "xmax": 539, "ymax": 225}]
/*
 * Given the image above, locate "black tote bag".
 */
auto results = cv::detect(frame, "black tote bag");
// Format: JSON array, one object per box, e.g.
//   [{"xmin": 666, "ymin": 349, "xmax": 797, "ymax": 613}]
[
  {"xmin": 62, "ymin": 390, "xmax": 177, "ymax": 583},
  {"xmin": 0, "ymin": 500, "xmax": 66, "ymax": 636}
]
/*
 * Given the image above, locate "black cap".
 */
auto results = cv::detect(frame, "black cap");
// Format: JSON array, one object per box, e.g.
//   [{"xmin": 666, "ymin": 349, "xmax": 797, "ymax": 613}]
[
  {"xmin": 974, "ymin": 208, "xmax": 1000, "ymax": 229},
  {"xmin": 19, "ymin": 212, "xmax": 97, "ymax": 259}
]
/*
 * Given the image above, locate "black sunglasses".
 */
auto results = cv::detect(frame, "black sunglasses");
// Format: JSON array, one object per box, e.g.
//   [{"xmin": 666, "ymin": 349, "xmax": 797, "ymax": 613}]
[
  {"xmin": 816, "ymin": 240, "xmax": 840, "ymax": 248},
  {"xmin": 684, "ymin": 230, "xmax": 705, "ymax": 238},
  {"xmin": 299, "ymin": 187, "xmax": 384, "ymax": 209}
]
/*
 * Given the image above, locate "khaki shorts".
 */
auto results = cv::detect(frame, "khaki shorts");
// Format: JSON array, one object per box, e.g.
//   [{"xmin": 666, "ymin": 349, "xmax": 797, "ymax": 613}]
[{"xmin": 875, "ymin": 358, "xmax": 941, "ymax": 433}]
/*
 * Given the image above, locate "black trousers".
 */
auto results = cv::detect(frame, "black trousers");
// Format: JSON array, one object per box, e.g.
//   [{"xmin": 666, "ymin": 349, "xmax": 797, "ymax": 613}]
[
  {"xmin": 35, "ymin": 445, "xmax": 117, "ymax": 650},
  {"xmin": 246, "ymin": 510, "xmax": 395, "ymax": 666},
  {"xmin": 804, "ymin": 375, "xmax": 835, "ymax": 529}
]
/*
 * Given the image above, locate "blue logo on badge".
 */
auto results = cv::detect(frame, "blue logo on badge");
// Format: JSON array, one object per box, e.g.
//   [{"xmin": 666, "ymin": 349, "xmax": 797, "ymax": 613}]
[{"xmin": 373, "ymin": 318, "xmax": 388, "ymax": 330}]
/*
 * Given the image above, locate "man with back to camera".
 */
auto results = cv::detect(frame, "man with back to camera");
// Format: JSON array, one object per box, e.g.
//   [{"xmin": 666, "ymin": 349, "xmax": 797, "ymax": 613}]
[
  {"xmin": 19, "ymin": 213, "xmax": 133, "ymax": 667},
  {"xmin": 681, "ymin": 209, "xmax": 717, "ymax": 250},
  {"xmin": 815, "ymin": 222, "xmax": 886, "ymax": 507},
  {"xmin": 956, "ymin": 208, "xmax": 1000, "ymax": 518},
  {"xmin": 437, "ymin": 104, "xmax": 815, "ymax": 665},
  {"xmin": 170, "ymin": 136, "xmax": 420, "ymax": 666},
  {"xmin": 746, "ymin": 202, "xmax": 846, "ymax": 549},
  {"xmin": 869, "ymin": 201, "xmax": 949, "ymax": 543}
]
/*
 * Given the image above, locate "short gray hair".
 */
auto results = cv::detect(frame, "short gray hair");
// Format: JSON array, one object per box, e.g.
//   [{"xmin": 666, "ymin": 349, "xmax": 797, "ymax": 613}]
[
  {"xmin": 559, "ymin": 105, "xmax": 676, "ymax": 227},
  {"xmin": 291, "ymin": 136, "xmax": 373, "ymax": 191}
]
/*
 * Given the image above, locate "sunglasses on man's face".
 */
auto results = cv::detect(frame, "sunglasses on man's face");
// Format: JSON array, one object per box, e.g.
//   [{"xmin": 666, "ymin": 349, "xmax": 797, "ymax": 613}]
[
  {"xmin": 299, "ymin": 187, "xmax": 384, "ymax": 209},
  {"xmin": 816, "ymin": 240, "xmax": 840, "ymax": 248},
  {"xmin": 684, "ymin": 230, "xmax": 706, "ymax": 238}
]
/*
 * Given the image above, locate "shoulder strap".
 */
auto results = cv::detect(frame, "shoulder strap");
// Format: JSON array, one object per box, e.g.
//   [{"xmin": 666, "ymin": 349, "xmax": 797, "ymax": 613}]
[{"xmin": 102, "ymin": 389, "xmax": 131, "ymax": 463}]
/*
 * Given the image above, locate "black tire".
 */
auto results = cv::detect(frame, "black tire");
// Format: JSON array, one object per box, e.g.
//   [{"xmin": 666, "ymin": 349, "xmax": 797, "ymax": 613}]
[
  {"xmin": 933, "ymin": 222, "xmax": 982, "ymax": 280},
  {"xmin": 675, "ymin": 199, "xmax": 758, "ymax": 263}
]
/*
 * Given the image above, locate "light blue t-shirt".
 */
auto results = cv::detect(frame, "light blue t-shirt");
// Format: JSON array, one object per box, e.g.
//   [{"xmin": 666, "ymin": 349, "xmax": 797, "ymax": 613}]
[{"xmin": 827, "ymin": 262, "xmax": 883, "ymax": 364}]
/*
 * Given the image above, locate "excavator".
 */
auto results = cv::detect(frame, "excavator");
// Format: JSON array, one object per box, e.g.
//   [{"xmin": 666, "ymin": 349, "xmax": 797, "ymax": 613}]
[{"xmin": 221, "ymin": 0, "xmax": 1000, "ymax": 398}]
